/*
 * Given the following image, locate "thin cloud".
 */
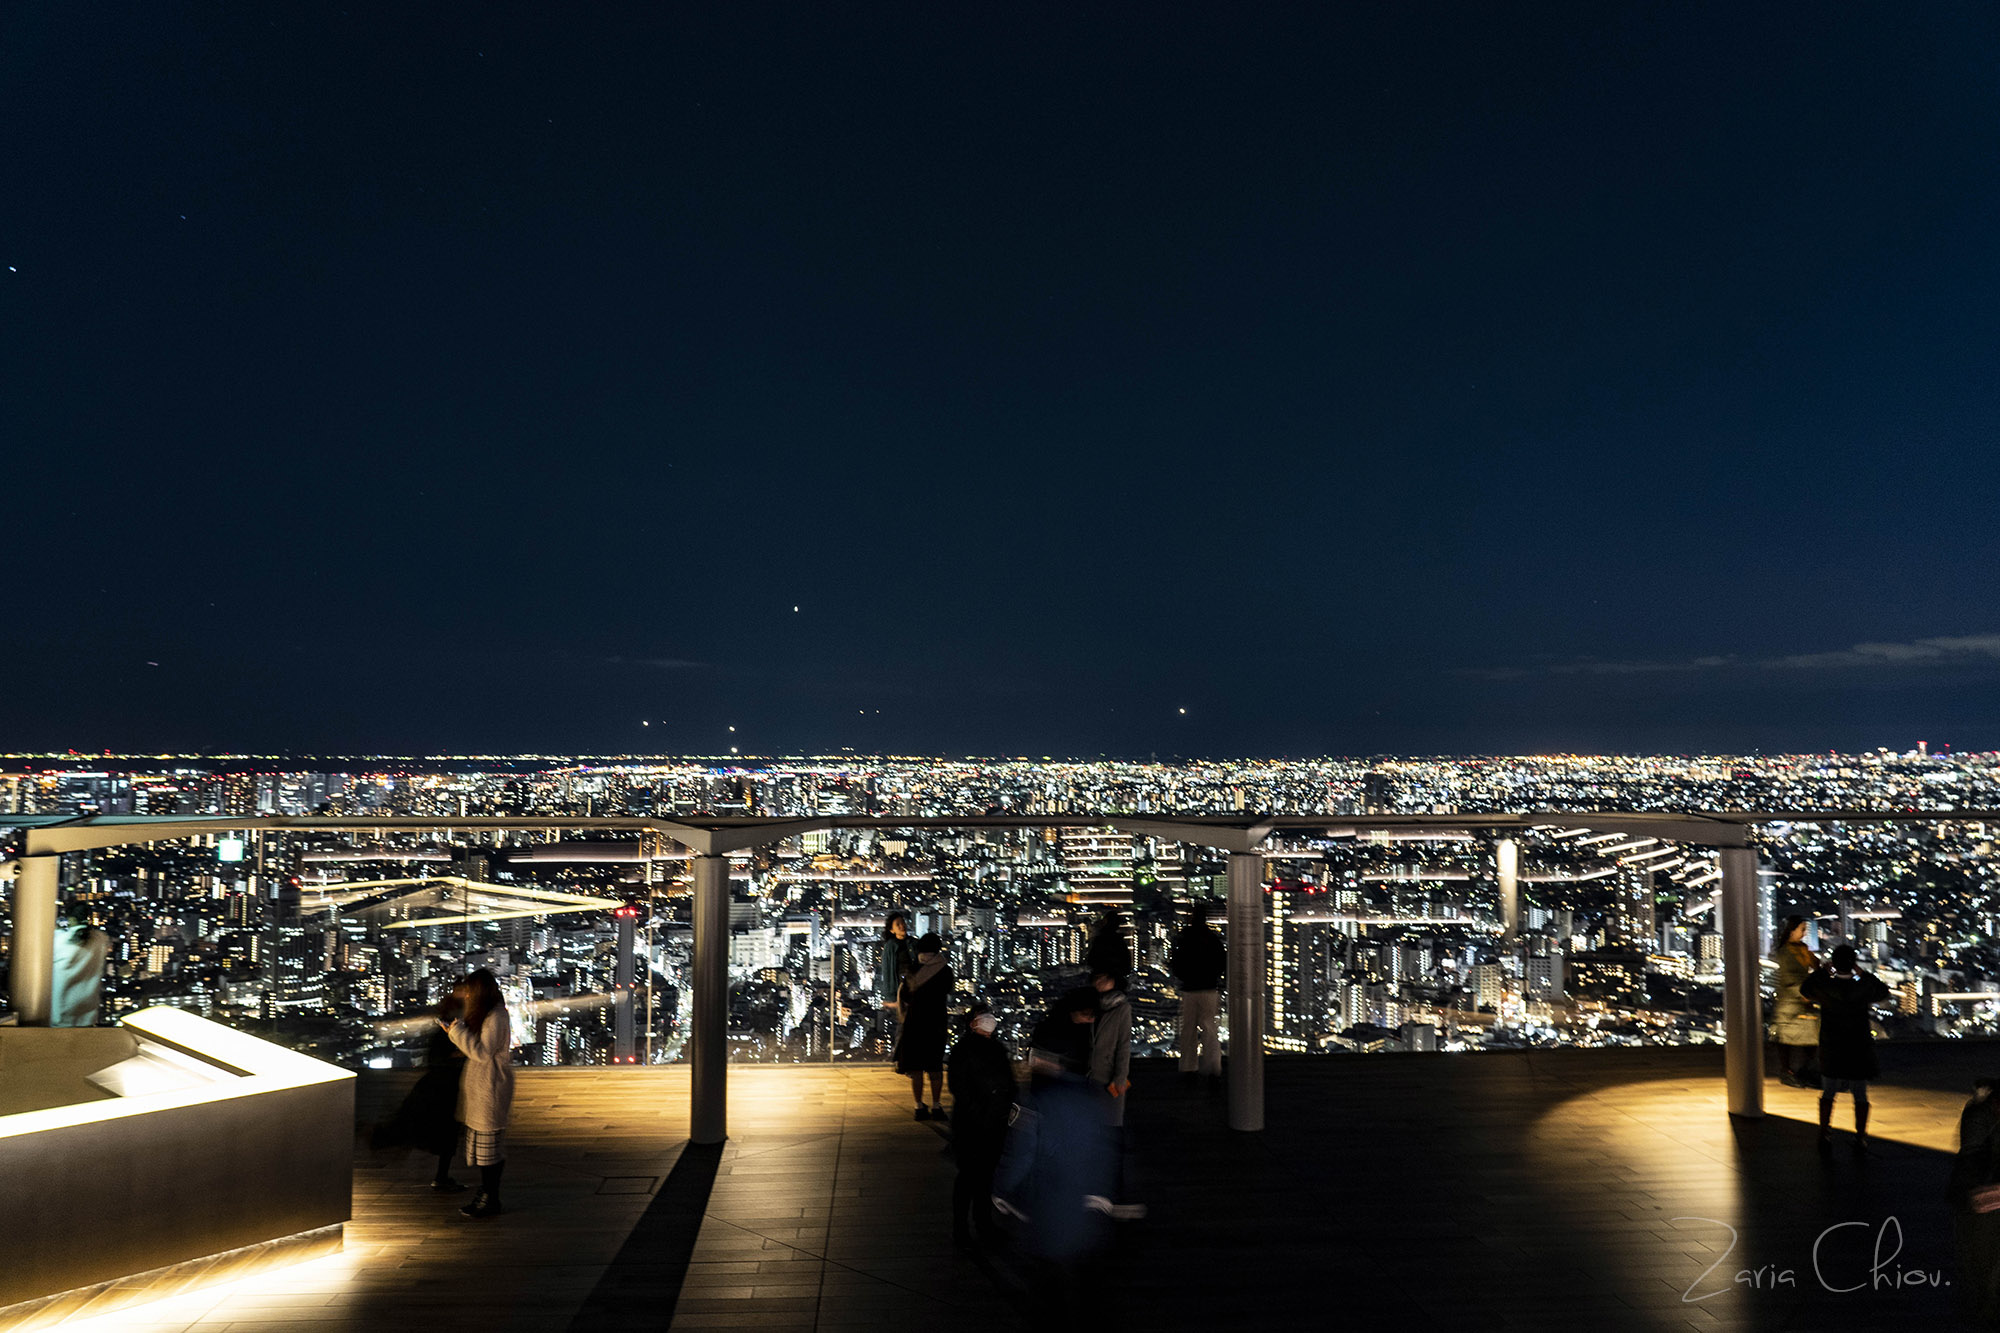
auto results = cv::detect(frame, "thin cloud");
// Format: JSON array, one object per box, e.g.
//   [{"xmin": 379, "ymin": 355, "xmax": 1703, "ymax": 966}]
[
  {"xmin": 604, "ymin": 655, "xmax": 709, "ymax": 670},
  {"xmin": 1461, "ymin": 635, "xmax": 2000, "ymax": 681},
  {"xmin": 1767, "ymin": 635, "xmax": 2000, "ymax": 670}
]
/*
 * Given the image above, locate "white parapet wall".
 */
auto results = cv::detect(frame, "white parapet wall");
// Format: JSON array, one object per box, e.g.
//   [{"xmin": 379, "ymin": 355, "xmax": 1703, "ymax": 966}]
[{"xmin": 0, "ymin": 1007, "xmax": 354, "ymax": 1316}]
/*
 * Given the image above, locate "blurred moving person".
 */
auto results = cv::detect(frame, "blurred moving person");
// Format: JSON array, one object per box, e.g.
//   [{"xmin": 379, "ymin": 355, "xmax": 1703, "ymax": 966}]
[
  {"xmin": 373, "ymin": 988, "xmax": 470, "ymax": 1192},
  {"xmin": 51, "ymin": 922, "xmax": 109, "ymax": 1028},
  {"xmin": 947, "ymin": 1001, "xmax": 1015, "ymax": 1247},
  {"xmin": 999, "ymin": 999, "xmax": 1116, "ymax": 1273}
]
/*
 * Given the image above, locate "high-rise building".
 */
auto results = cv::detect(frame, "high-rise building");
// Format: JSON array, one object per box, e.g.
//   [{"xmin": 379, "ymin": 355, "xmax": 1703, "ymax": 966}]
[
  {"xmin": 1469, "ymin": 962, "xmax": 1505, "ymax": 1011},
  {"xmin": 1059, "ymin": 828, "xmax": 1136, "ymax": 908},
  {"xmin": 1610, "ymin": 866, "xmax": 1656, "ymax": 953},
  {"xmin": 1525, "ymin": 951, "xmax": 1565, "ymax": 1000}
]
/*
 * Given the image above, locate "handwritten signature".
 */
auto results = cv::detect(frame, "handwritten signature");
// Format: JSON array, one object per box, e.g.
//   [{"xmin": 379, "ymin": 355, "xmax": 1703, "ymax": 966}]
[{"xmin": 1675, "ymin": 1216, "xmax": 1947, "ymax": 1301}]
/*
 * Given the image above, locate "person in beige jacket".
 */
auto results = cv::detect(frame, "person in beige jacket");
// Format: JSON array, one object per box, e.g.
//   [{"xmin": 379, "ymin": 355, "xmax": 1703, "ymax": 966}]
[
  {"xmin": 443, "ymin": 969, "xmax": 515, "ymax": 1219},
  {"xmin": 1769, "ymin": 915, "xmax": 1820, "ymax": 1087}
]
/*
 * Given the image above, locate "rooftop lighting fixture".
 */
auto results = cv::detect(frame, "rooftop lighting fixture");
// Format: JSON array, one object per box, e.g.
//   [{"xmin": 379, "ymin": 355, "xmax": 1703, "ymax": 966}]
[{"xmin": 301, "ymin": 875, "xmax": 623, "ymax": 925}]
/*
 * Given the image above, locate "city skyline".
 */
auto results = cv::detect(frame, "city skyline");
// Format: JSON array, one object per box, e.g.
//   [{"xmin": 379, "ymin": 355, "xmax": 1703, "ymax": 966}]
[{"xmin": 8, "ymin": 749, "xmax": 1994, "ymax": 1072}]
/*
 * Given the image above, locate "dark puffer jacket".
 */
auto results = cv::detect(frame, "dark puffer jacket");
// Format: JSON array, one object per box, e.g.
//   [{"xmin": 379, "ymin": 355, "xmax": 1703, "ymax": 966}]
[{"xmin": 1800, "ymin": 966, "xmax": 1890, "ymax": 1080}]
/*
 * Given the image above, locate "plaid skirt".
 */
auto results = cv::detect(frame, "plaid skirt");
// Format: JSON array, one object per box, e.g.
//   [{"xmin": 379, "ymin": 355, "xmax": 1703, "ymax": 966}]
[{"xmin": 464, "ymin": 1127, "xmax": 506, "ymax": 1166}]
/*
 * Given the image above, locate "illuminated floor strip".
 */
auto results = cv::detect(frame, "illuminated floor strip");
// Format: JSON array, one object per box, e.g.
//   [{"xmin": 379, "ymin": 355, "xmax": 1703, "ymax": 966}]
[{"xmin": 0, "ymin": 1225, "xmax": 343, "ymax": 1331}]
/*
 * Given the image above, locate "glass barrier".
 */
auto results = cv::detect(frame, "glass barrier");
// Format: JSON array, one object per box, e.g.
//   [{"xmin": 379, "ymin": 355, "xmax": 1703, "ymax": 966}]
[{"xmin": 6, "ymin": 810, "xmax": 1995, "ymax": 1067}]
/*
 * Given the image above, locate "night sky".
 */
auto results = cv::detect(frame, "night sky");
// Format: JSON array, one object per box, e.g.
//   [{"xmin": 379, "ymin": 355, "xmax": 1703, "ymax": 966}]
[{"xmin": 5, "ymin": 4, "xmax": 1998, "ymax": 757}]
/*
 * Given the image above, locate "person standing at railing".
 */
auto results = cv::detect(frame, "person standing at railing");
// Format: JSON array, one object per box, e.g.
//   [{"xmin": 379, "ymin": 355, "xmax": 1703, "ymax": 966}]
[
  {"xmin": 1169, "ymin": 909, "xmax": 1225, "ymax": 1089},
  {"xmin": 443, "ymin": 969, "xmax": 515, "ymax": 1218},
  {"xmin": 875, "ymin": 912, "xmax": 917, "ymax": 1051},
  {"xmin": 1769, "ymin": 915, "xmax": 1820, "ymax": 1087},
  {"xmin": 1085, "ymin": 909, "xmax": 1132, "ymax": 988},
  {"xmin": 895, "ymin": 933, "xmax": 952, "ymax": 1120},
  {"xmin": 1800, "ymin": 944, "xmax": 1890, "ymax": 1157}
]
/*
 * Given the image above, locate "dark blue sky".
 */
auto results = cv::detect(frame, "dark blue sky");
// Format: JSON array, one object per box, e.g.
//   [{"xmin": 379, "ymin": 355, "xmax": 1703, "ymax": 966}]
[{"xmin": 4, "ymin": 3, "xmax": 1998, "ymax": 757}]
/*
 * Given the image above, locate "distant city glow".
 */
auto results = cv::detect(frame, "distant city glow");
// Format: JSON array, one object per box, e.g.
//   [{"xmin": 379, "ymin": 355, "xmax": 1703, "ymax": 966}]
[{"xmin": 3, "ymin": 748, "xmax": 1990, "ymax": 1067}]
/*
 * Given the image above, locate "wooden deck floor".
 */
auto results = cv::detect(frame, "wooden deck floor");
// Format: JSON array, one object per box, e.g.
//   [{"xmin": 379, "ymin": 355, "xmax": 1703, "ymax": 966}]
[{"xmin": 32, "ymin": 1044, "xmax": 1992, "ymax": 1333}]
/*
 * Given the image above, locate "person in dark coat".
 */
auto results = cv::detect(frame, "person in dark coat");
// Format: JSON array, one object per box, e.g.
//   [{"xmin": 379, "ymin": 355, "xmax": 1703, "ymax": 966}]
[
  {"xmin": 875, "ymin": 912, "xmax": 917, "ymax": 1051},
  {"xmin": 1799, "ymin": 944, "xmax": 1891, "ymax": 1155},
  {"xmin": 875, "ymin": 912, "xmax": 917, "ymax": 1003},
  {"xmin": 894, "ymin": 933, "xmax": 953, "ymax": 1119},
  {"xmin": 947, "ymin": 1002, "xmax": 1016, "ymax": 1246},
  {"xmin": 1950, "ymin": 1077, "xmax": 2000, "ymax": 1326},
  {"xmin": 1029, "ymin": 987, "xmax": 1099, "ymax": 1092},
  {"xmin": 1169, "ymin": 910, "xmax": 1225, "ymax": 1084},
  {"xmin": 1085, "ymin": 910, "xmax": 1132, "ymax": 987},
  {"xmin": 371, "ymin": 991, "xmax": 469, "ymax": 1191}
]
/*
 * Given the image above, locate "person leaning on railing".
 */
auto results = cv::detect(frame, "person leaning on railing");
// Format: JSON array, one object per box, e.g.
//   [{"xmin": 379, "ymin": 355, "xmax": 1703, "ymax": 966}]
[{"xmin": 1170, "ymin": 908, "xmax": 1225, "ymax": 1088}]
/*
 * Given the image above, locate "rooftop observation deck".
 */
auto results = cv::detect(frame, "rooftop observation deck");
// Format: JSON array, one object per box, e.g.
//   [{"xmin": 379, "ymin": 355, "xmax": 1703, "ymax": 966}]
[
  {"xmin": 6, "ymin": 808, "xmax": 1995, "ymax": 1331},
  {"xmin": 28, "ymin": 1042, "xmax": 1986, "ymax": 1333}
]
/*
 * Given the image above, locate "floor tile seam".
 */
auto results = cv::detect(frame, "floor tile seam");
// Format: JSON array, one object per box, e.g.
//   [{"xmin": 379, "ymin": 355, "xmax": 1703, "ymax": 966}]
[
  {"xmin": 719, "ymin": 1133, "xmax": 847, "ymax": 1165},
  {"xmin": 807, "ymin": 1067, "xmax": 851, "ymax": 1331},
  {"xmin": 702, "ymin": 1214, "xmax": 833, "ymax": 1261}
]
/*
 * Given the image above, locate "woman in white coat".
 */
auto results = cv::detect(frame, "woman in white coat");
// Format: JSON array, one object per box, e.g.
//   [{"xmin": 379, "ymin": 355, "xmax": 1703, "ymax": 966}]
[{"xmin": 443, "ymin": 969, "xmax": 515, "ymax": 1219}]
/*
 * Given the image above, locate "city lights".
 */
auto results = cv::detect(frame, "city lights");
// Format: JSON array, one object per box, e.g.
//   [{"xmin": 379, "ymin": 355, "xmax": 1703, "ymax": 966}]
[{"xmin": 2, "ymin": 748, "xmax": 1994, "ymax": 1068}]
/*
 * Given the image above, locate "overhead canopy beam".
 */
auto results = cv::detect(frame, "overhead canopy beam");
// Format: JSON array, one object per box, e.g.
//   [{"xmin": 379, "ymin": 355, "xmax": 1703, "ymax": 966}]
[
  {"xmin": 1531, "ymin": 815, "xmax": 1749, "ymax": 848},
  {"xmin": 1107, "ymin": 817, "xmax": 1275, "ymax": 854},
  {"xmin": 15, "ymin": 807, "xmax": 2000, "ymax": 859},
  {"xmin": 648, "ymin": 819, "xmax": 831, "ymax": 857}
]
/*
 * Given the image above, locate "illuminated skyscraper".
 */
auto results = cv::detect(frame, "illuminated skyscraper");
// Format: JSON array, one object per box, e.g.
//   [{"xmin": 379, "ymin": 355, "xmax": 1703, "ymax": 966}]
[
  {"xmin": 1610, "ymin": 865, "xmax": 1656, "ymax": 952},
  {"xmin": 1060, "ymin": 827, "xmax": 1136, "ymax": 908}
]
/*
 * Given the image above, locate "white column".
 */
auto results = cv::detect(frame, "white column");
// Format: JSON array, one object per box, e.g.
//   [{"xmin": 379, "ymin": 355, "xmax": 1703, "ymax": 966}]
[
  {"xmin": 613, "ymin": 909, "xmax": 636, "ymax": 1065},
  {"xmin": 1496, "ymin": 837, "xmax": 1520, "ymax": 943},
  {"xmin": 10, "ymin": 854, "xmax": 59, "ymax": 1026},
  {"xmin": 1719, "ymin": 846, "xmax": 1764, "ymax": 1118},
  {"xmin": 1226, "ymin": 851, "xmax": 1265, "ymax": 1131},
  {"xmin": 690, "ymin": 853, "xmax": 730, "ymax": 1143}
]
